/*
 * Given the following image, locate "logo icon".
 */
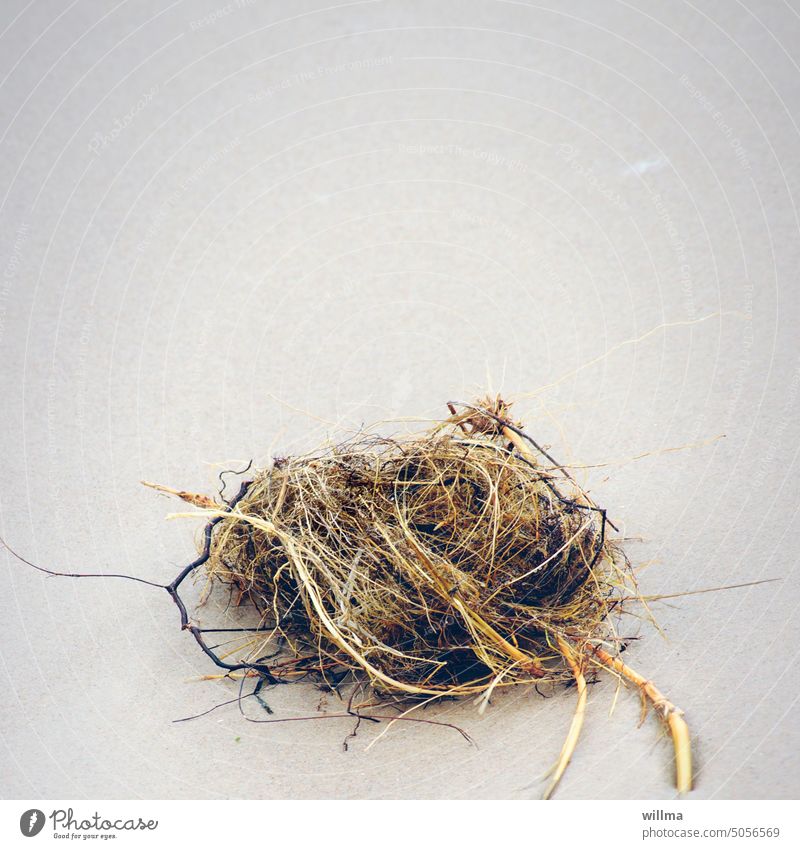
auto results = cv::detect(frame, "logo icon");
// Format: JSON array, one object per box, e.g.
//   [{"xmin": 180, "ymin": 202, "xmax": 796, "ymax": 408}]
[{"xmin": 19, "ymin": 809, "xmax": 46, "ymax": 837}]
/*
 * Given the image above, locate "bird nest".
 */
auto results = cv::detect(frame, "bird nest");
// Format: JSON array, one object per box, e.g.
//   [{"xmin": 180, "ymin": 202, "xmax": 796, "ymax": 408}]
[{"xmin": 152, "ymin": 397, "xmax": 691, "ymax": 798}]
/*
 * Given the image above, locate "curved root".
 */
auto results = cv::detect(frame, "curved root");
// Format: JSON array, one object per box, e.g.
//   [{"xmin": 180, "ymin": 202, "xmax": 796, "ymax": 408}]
[{"xmin": 589, "ymin": 644, "xmax": 692, "ymax": 794}]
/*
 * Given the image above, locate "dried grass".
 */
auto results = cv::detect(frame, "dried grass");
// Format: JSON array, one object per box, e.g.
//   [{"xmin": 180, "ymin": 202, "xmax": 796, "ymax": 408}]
[{"xmin": 162, "ymin": 397, "xmax": 691, "ymax": 796}]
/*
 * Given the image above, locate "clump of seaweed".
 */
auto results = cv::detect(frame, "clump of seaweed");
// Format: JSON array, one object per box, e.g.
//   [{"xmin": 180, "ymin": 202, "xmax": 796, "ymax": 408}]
[{"xmin": 155, "ymin": 397, "xmax": 691, "ymax": 798}]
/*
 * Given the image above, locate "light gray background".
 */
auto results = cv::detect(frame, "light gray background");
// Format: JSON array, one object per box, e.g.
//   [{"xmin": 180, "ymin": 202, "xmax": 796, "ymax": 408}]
[{"xmin": 1, "ymin": 0, "xmax": 798, "ymax": 800}]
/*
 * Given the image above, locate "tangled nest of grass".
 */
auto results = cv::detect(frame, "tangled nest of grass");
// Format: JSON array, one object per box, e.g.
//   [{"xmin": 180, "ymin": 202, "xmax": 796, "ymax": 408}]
[
  {"xmin": 204, "ymin": 398, "xmax": 623, "ymax": 694},
  {"xmin": 156, "ymin": 397, "xmax": 691, "ymax": 797}
]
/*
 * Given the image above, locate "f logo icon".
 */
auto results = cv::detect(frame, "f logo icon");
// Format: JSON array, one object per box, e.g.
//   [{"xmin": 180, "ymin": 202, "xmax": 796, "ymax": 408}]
[{"xmin": 19, "ymin": 809, "xmax": 45, "ymax": 837}]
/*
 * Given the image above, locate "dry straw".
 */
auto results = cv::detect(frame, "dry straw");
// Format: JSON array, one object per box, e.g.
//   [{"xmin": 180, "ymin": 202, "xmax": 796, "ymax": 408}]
[{"xmin": 154, "ymin": 396, "xmax": 691, "ymax": 798}]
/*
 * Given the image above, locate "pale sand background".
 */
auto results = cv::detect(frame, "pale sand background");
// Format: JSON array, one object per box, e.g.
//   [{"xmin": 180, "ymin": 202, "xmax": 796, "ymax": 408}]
[{"xmin": 1, "ymin": 0, "xmax": 798, "ymax": 800}]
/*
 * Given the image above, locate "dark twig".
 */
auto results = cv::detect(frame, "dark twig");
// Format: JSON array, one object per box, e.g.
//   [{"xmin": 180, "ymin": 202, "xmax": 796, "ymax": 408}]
[
  {"xmin": 0, "ymin": 536, "xmax": 167, "ymax": 590},
  {"xmin": 164, "ymin": 479, "xmax": 282, "ymax": 684},
  {"xmin": 218, "ymin": 459, "xmax": 253, "ymax": 504}
]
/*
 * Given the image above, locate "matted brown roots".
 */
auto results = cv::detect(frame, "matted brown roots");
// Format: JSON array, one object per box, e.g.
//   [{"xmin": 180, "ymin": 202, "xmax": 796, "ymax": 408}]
[{"xmin": 162, "ymin": 397, "xmax": 691, "ymax": 796}]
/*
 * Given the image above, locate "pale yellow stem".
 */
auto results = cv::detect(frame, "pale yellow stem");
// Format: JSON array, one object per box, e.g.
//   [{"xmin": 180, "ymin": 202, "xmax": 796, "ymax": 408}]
[
  {"xmin": 591, "ymin": 645, "xmax": 692, "ymax": 793},
  {"xmin": 543, "ymin": 636, "xmax": 588, "ymax": 799},
  {"xmin": 501, "ymin": 427, "xmax": 541, "ymax": 467}
]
